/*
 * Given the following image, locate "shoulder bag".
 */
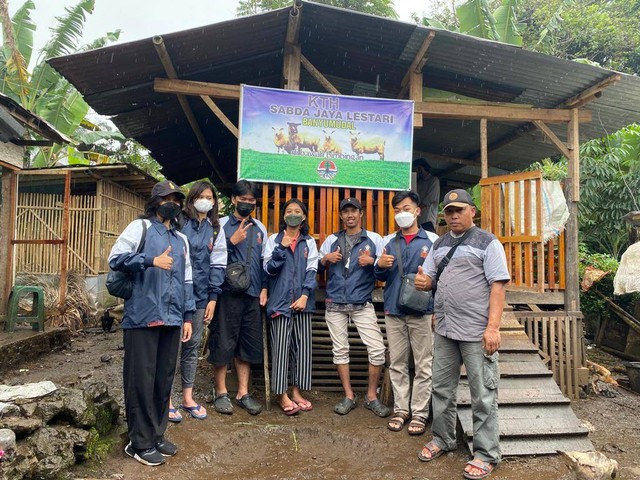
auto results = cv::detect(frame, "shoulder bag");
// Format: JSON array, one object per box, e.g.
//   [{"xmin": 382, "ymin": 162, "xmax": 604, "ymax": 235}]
[
  {"xmin": 225, "ymin": 221, "xmax": 255, "ymax": 293},
  {"xmin": 394, "ymin": 234, "xmax": 433, "ymax": 315}
]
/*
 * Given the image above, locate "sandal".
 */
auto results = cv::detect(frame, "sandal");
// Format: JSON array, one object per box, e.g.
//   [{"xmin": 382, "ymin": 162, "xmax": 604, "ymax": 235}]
[
  {"xmin": 387, "ymin": 411, "xmax": 410, "ymax": 432},
  {"xmin": 281, "ymin": 401, "xmax": 301, "ymax": 416},
  {"xmin": 334, "ymin": 396, "xmax": 357, "ymax": 415},
  {"xmin": 294, "ymin": 399, "xmax": 313, "ymax": 412},
  {"xmin": 213, "ymin": 393, "xmax": 234, "ymax": 415},
  {"xmin": 180, "ymin": 404, "xmax": 207, "ymax": 419},
  {"xmin": 364, "ymin": 397, "xmax": 390, "ymax": 418},
  {"xmin": 235, "ymin": 394, "xmax": 263, "ymax": 415},
  {"xmin": 168, "ymin": 407, "xmax": 183, "ymax": 423},
  {"xmin": 418, "ymin": 440, "xmax": 446, "ymax": 462},
  {"xmin": 463, "ymin": 459, "xmax": 497, "ymax": 479},
  {"xmin": 408, "ymin": 416, "xmax": 427, "ymax": 436}
]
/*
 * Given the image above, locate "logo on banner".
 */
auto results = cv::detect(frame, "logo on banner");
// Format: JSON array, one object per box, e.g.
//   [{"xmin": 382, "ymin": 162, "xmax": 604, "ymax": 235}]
[{"xmin": 317, "ymin": 160, "xmax": 338, "ymax": 179}]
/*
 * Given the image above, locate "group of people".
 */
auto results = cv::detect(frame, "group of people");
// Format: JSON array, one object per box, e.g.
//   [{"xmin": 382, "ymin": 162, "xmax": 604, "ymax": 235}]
[{"xmin": 108, "ymin": 174, "xmax": 509, "ymax": 480}]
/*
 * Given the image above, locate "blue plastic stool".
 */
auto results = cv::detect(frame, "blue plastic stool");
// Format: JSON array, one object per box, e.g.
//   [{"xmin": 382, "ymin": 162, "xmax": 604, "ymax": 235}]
[{"xmin": 5, "ymin": 285, "xmax": 45, "ymax": 332}]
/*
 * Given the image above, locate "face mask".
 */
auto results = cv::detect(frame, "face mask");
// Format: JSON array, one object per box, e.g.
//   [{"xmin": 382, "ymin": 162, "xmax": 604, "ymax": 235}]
[
  {"xmin": 194, "ymin": 198, "xmax": 214, "ymax": 213},
  {"xmin": 395, "ymin": 211, "xmax": 416, "ymax": 229},
  {"xmin": 158, "ymin": 202, "xmax": 181, "ymax": 221},
  {"xmin": 235, "ymin": 201, "xmax": 255, "ymax": 217},
  {"xmin": 284, "ymin": 214, "xmax": 304, "ymax": 227}
]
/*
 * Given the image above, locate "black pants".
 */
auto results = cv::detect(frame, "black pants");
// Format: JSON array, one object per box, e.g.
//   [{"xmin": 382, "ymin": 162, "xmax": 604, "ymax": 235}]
[{"xmin": 123, "ymin": 326, "xmax": 181, "ymax": 450}]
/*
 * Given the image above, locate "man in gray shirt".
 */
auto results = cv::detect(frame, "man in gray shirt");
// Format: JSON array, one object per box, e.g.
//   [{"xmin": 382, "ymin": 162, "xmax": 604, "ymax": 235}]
[
  {"xmin": 413, "ymin": 158, "xmax": 440, "ymax": 233},
  {"xmin": 414, "ymin": 189, "xmax": 510, "ymax": 480}
]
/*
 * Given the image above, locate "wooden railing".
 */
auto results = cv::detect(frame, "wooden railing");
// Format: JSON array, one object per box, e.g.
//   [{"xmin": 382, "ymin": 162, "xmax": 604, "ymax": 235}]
[
  {"xmin": 515, "ymin": 311, "xmax": 585, "ymax": 399},
  {"xmin": 480, "ymin": 171, "xmax": 565, "ymax": 292}
]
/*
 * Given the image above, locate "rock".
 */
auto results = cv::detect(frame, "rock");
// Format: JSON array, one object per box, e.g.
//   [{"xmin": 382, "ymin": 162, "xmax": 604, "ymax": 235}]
[
  {"xmin": 0, "ymin": 402, "xmax": 20, "ymax": 417},
  {"xmin": 28, "ymin": 426, "xmax": 90, "ymax": 478},
  {"xmin": 78, "ymin": 372, "xmax": 92, "ymax": 380},
  {"xmin": 0, "ymin": 417, "xmax": 43, "ymax": 437},
  {"xmin": 0, "ymin": 444, "xmax": 38, "ymax": 480},
  {"xmin": 0, "ymin": 381, "xmax": 57, "ymax": 402},
  {"xmin": 100, "ymin": 354, "xmax": 112, "ymax": 363},
  {"xmin": 0, "ymin": 428, "xmax": 16, "ymax": 451},
  {"xmin": 33, "ymin": 399, "xmax": 65, "ymax": 424},
  {"xmin": 558, "ymin": 450, "xmax": 619, "ymax": 480}
]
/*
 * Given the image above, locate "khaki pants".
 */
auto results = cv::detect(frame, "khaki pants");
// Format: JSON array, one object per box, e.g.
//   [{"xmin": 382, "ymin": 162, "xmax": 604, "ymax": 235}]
[
  {"xmin": 325, "ymin": 304, "xmax": 386, "ymax": 366},
  {"xmin": 384, "ymin": 314, "xmax": 433, "ymax": 419}
]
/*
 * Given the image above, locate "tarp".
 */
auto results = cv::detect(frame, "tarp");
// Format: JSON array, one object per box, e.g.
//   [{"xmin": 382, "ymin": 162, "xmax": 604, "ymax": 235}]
[
  {"xmin": 238, "ymin": 85, "xmax": 414, "ymax": 190},
  {"xmin": 614, "ymin": 241, "xmax": 640, "ymax": 295}
]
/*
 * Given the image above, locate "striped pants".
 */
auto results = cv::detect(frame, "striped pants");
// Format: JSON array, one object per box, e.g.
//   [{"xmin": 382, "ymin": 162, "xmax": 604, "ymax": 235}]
[{"xmin": 269, "ymin": 313, "xmax": 312, "ymax": 395}]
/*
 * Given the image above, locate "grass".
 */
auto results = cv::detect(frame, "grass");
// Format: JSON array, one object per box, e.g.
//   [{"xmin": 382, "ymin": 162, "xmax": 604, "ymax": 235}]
[{"xmin": 239, "ymin": 149, "xmax": 410, "ymax": 190}]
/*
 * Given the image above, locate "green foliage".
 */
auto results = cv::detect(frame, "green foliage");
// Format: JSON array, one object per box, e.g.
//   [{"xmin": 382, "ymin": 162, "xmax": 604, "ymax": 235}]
[
  {"xmin": 85, "ymin": 428, "xmax": 113, "ymax": 464},
  {"xmin": 578, "ymin": 243, "xmax": 617, "ymax": 321},
  {"xmin": 525, "ymin": 157, "xmax": 567, "ymax": 181},
  {"xmin": 236, "ymin": 0, "xmax": 398, "ymax": 18},
  {"xmin": 1, "ymin": 0, "xmax": 123, "ymax": 167},
  {"xmin": 519, "ymin": 0, "xmax": 640, "ymax": 74}
]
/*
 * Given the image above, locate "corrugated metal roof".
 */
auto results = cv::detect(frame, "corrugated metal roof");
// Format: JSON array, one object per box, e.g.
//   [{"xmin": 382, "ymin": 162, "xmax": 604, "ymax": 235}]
[{"xmin": 47, "ymin": 0, "xmax": 640, "ymax": 186}]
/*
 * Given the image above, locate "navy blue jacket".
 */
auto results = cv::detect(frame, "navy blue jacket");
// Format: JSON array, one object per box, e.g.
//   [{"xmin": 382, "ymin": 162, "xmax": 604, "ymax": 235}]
[
  {"xmin": 319, "ymin": 229, "xmax": 383, "ymax": 305},
  {"xmin": 374, "ymin": 228, "xmax": 439, "ymax": 316},
  {"xmin": 220, "ymin": 215, "xmax": 268, "ymax": 298},
  {"xmin": 180, "ymin": 217, "xmax": 227, "ymax": 308},
  {"xmin": 263, "ymin": 231, "xmax": 319, "ymax": 318},
  {"xmin": 108, "ymin": 218, "xmax": 196, "ymax": 328}
]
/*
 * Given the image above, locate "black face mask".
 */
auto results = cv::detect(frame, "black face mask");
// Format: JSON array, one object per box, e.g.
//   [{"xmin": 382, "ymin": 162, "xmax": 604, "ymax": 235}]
[
  {"xmin": 157, "ymin": 202, "xmax": 181, "ymax": 221},
  {"xmin": 235, "ymin": 201, "xmax": 255, "ymax": 217}
]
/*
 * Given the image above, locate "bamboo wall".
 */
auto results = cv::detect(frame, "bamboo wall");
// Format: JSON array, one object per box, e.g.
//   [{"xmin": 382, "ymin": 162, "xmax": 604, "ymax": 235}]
[{"xmin": 14, "ymin": 181, "xmax": 145, "ymax": 276}]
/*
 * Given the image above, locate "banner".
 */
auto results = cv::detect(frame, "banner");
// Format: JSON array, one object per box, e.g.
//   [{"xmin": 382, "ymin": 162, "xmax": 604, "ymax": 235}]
[{"xmin": 238, "ymin": 85, "xmax": 414, "ymax": 190}]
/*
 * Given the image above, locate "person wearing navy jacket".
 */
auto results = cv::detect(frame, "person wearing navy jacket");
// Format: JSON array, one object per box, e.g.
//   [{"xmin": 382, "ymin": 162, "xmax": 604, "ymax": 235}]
[
  {"xmin": 263, "ymin": 199, "xmax": 319, "ymax": 415},
  {"xmin": 168, "ymin": 181, "xmax": 227, "ymax": 423},
  {"xmin": 374, "ymin": 191, "xmax": 439, "ymax": 437},
  {"xmin": 319, "ymin": 197, "xmax": 389, "ymax": 418},
  {"xmin": 108, "ymin": 180, "xmax": 195, "ymax": 467},
  {"xmin": 208, "ymin": 180, "xmax": 268, "ymax": 416}
]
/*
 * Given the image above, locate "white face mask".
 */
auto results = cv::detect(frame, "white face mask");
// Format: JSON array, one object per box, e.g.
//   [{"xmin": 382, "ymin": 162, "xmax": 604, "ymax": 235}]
[
  {"xmin": 194, "ymin": 198, "xmax": 214, "ymax": 214},
  {"xmin": 395, "ymin": 211, "xmax": 416, "ymax": 229}
]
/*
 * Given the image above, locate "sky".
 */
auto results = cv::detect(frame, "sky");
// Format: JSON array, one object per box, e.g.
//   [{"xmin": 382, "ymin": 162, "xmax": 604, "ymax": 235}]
[{"xmin": 12, "ymin": 0, "xmax": 426, "ymax": 60}]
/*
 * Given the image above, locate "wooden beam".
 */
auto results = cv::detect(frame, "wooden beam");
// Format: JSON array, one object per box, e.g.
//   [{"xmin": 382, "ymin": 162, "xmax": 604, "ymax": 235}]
[
  {"xmin": 200, "ymin": 95, "xmax": 238, "ymax": 138},
  {"xmin": 480, "ymin": 118, "xmax": 488, "ymax": 178},
  {"xmin": 567, "ymin": 109, "xmax": 580, "ymax": 201},
  {"xmin": 152, "ymin": 35, "xmax": 227, "ymax": 183},
  {"xmin": 560, "ymin": 73, "xmax": 621, "ymax": 109},
  {"xmin": 410, "ymin": 72, "xmax": 423, "ymax": 128},
  {"xmin": 398, "ymin": 31, "xmax": 436, "ymax": 98},
  {"xmin": 564, "ymin": 108, "xmax": 580, "ymax": 315},
  {"xmin": 415, "ymin": 102, "xmax": 592, "ymax": 123},
  {"xmin": 532, "ymin": 120, "xmax": 571, "ymax": 159},
  {"xmin": 154, "ymin": 77, "xmax": 240, "ymax": 100},
  {"xmin": 58, "ymin": 171, "xmax": 71, "ymax": 308},
  {"xmin": 300, "ymin": 55, "xmax": 341, "ymax": 95},
  {"xmin": 283, "ymin": 1, "xmax": 302, "ymax": 91}
]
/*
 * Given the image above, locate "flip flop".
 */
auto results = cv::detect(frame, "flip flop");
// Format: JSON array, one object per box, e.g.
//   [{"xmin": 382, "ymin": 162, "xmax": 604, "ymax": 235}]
[
  {"xmin": 168, "ymin": 407, "xmax": 183, "ymax": 423},
  {"xmin": 463, "ymin": 459, "xmax": 497, "ymax": 479},
  {"xmin": 180, "ymin": 404, "xmax": 207, "ymax": 420},
  {"xmin": 418, "ymin": 440, "xmax": 446, "ymax": 462},
  {"xmin": 281, "ymin": 402, "xmax": 301, "ymax": 416},
  {"xmin": 295, "ymin": 399, "xmax": 313, "ymax": 412}
]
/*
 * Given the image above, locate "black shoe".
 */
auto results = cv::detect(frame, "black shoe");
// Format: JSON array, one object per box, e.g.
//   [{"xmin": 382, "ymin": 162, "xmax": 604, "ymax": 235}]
[
  {"xmin": 156, "ymin": 438, "xmax": 178, "ymax": 457},
  {"xmin": 124, "ymin": 442, "xmax": 165, "ymax": 466},
  {"xmin": 235, "ymin": 393, "xmax": 263, "ymax": 415}
]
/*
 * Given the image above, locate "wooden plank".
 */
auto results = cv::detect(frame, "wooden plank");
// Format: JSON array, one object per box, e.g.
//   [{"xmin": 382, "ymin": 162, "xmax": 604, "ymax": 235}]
[
  {"xmin": 200, "ymin": 95, "xmax": 238, "ymax": 138},
  {"xmin": 274, "ymin": 184, "xmax": 281, "ymax": 229},
  {"xmin": 366, "ymin": 190, "xmax": 373, "ymax": 231},
  {"xmin": 480, "ymin": 118, "xmax": 488, "ymax": 178},
  {"xmin": 461, "ymin": 361, "xmax": 552, "ymax": 378},
  {"xmin": 300, "ymin": 54, "xmax": 341, "ymax": 95},
  {"xmin": 308, "ymin": 186, "xmax": 315, "ymax": 236},
  {"xmin": 561, "ymin": 73, "xmax": 621, "ymax": 108},
  {"xmin": 532, "ymin": 120, "xmax": 571, "ymax": 159},
  {"xmin": 557, "ymin": 317, "xmax": 565, "ymax": 395},
  {"xmin": 414, "ymin": 102, "xmax": 592, "ymax": 123},
  {"xmin": 319, "ymin": 188, "xmax": 326, "ymax": 241},
  {"xmin": 410, "ymin": 72, "xmax": 423, "ymax": 127},
  {"xmin": 479, "ymin": 170, "xmax": 542, "ymax": 186},
  {"xmin": 387, "ymin": 191, "xmax": 395, "ymax": 235},
  {"xmin": 492, "ymin": 436, "xmax": 593, "ymax": 456},
  {"xmin": 154, "ymin": 77, "xmax": 240, "ymax": 99}
]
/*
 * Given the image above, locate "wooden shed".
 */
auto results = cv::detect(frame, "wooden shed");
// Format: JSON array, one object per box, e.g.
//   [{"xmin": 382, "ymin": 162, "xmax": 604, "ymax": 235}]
[
  {"xmin": 13, "ymin": 164, "xmax": 157, "ymax": 305},
  {"xmin": 48, "ymin": 0, "xmax": 640, "ymax": 454}
]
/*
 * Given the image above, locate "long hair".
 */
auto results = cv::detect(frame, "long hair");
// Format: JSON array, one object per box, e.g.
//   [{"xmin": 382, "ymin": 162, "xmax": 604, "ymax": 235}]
[
  {"xmin": 184, "ymin": 180, "xmax": 219, "ymax": 227},
  {"xmin": 140, "ymin": 195, "xmax": 184, "ymax": 229},
  {"xmin": 279, "ymin": 198, "xmax": 309, "ymax": 236}
]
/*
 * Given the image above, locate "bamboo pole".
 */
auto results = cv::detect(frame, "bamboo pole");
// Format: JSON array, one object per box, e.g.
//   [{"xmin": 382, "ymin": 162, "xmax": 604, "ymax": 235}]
[{"xmin": 59, "ymin": 172, "xmax": 71, "ymax": 307}]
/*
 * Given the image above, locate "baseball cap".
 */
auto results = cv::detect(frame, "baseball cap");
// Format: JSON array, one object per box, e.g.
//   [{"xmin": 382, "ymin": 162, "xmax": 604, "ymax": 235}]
[
  {"xmin": 151, "ymin": 180, "xmax": 185, "ymax": 199},
  {"xmin": 339, "ymin": 197, "xmax": 362, "ymax": 211},
  {"xmin": 442, "ymin": 189, "xmax": 474, "ymax": 209}
]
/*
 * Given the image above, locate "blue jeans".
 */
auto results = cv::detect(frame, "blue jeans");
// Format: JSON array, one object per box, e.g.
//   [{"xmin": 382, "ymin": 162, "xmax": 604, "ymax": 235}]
[{"xmin": 430, "ymin": 333, "xmax": 500, "ymax": 464}]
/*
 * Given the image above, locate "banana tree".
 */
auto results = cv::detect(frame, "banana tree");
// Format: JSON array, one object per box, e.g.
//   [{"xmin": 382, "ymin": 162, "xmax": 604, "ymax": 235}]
[
  {"xmin": 421, "ymin": 0, "xmax": 524, "ymax": 46},
  {"xmin": 0, "ymin": 0, "xmax": 122, "ymax": 167}
]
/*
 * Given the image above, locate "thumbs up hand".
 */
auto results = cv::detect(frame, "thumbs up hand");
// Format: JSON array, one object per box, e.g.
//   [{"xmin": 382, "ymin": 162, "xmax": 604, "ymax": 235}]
[
  {"xmin": 414, "ymin": 265, "xmax": 431, "ymax": 291},
  {"xmin": 153, "ymin": 246, "xmax": 173, "ymax": 270},
  {"xmin": 377, "ymin": 247, "xmax": 395, "ymax": 269},
  {"xmin": 323, "ymin": 245, "xmax": 343, "ymax": 265},
  {"xmin": 357, "ymin": 247, "xmax": 374, "ymax": 267}
]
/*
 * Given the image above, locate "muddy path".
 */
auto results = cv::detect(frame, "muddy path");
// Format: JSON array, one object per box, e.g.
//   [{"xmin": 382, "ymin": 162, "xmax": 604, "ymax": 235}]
[{"xmin": 2, "ymin": 330, "xmax": 639, "ymax": 479}]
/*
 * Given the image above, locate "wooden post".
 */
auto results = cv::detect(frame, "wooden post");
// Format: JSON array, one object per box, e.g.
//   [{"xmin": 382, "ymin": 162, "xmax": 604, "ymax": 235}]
[
  {"xmin": 59, "ymin": 171, "xmax": 71, "ymax": 308},
  {"xmin": 480, "ymin": 118, "xmax": 488, "ymax": 178},
  {"xmin": 93, "ymin": 180, "xmax": 103, "ymax": 274},
  {"xmin": 564, "ymin": 109, "xmax": 580, "ymax": 314},
  {"xmin": 283, "ymin": 2, "xmax": 302, "ymax": 91},
  {"xmin": 1, "ymin": 169, "xmax": 18, "ymax": 314},
  {"xmin": 409, "ymin": 72, "xmax": 423, "ymax": 128}
]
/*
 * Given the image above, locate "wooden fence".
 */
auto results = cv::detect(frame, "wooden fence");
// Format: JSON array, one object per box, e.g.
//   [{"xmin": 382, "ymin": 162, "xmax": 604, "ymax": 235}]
[
  {"xmin": 14, "ymin": 181, "xmax": 145, "ymax": 276},
  {"xmin": 514, "ymin": 311, "xmax": 585, "ymax": 399},
  {"xmin": 480, "ymin": 171, "xmax": 565, "ymax": 292}
]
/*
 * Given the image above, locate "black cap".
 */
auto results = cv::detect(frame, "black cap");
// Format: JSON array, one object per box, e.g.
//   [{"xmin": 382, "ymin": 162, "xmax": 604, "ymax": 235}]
[
  {"xmin": 339, "ymin": 197, "xmax": 362, "ymax": 211},
  {"xmin": 442, "ymin": 189, "xmax": 474, "ymax": 209},
  {"xmin": 151, "ymin": 180, "xmax": 185, "ymax": 199}
]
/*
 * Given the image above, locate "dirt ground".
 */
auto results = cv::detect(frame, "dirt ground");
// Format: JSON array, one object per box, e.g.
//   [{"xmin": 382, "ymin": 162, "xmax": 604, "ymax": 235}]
[{"xmin": 2, "ymin": 329, "xmax": 640, "ymax": 480}]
